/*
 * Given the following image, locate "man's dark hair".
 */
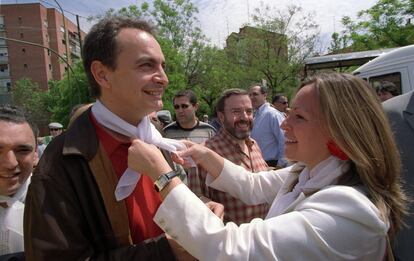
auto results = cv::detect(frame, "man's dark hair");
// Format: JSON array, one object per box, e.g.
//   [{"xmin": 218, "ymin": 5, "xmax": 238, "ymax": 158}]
[
  {"xmin": 173, "ymin": 90, "xmax": 198, "ymax": 105},
  {"xmin": 82, "ymin": 16, "xmax": 155, "ymax": 98},
  {"xmin": 249, "ymin": 83, "xmax": 267, "ymax": 94},
  {"xmin": 272, "ymin": 94, "xmax": 286, "ymax": 104},
  {"xmin": 0, "ymin": 104, "xmax": 37, "ymax": 139},
  {"xmin": 216, "ymin": 88, "xmax": 248, "ymax": 113},
  {"xmin": 377, "ymin": 81, "xmax": 399, "ymax": 96}
]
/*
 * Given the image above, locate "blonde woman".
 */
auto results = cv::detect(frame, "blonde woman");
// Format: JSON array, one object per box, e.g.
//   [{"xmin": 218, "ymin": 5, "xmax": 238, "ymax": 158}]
[{"xmin": 128, "ymin": 73, "xmax": 406, "ymax": 260}]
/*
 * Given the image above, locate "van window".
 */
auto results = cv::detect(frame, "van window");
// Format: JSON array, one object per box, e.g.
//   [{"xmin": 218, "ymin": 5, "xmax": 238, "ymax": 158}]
[{"xmin": 369, "ymin": 72, "xmax": 402, "ymax": 95}]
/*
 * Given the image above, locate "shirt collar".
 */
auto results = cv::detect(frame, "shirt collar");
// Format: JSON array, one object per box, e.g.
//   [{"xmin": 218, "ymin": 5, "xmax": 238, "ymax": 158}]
[
  {"xmin": 91, "ymin": 113, "xmax": 130, "ymax": 156},
  {"xmin": 218, "ymin": 128, "xmax": 255, "ymax": 152},
  {"xmin": 176, "ymin": 120, "xmax": 200, "ymax": 131},
  {"xmin": 255, "ymin": 102, "xmax": 269, "ymax": 116}
]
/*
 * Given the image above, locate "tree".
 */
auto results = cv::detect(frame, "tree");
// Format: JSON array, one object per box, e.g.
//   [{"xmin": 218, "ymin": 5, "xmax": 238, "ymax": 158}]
[
  {"xmin": 47, "ymin": 61, "xmax": 92, "ymax": 127},
  {"xmin": 192, "ymin": 46, "xmax": 242, "ymax": 116},
  {"xmin": 335, "ymin": 0, "xmax": 414, "ymax": 51},
  {"xmin": 226, "ymin": 4, "xmax": 320, "ymax": 97},
  {"xmin": 328, "ymin": 32, "xmax": 350, "ymax": 54},
  {"xmin": 11, "ymin": 78, "xmax": 50, "ymax": 132}
]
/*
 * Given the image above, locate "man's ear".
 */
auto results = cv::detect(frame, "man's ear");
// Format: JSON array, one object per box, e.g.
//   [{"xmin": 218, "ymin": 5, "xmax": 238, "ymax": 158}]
[
  {"xmin": 218, "ymin": 111, "xmax": 225, "ymax": 124},
  {"xmin": 194, "ymin": 103, "xmax": 199, "ymax": 111},
  {"xmin": 91, "ymin": 61, "xmax": 111, "ymax": 90}
]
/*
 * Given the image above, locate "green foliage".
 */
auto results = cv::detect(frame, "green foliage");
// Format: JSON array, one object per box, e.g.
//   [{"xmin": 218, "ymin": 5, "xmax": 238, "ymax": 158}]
[
  {"xmin": 227, "ymin": 4, "xmax": 320, "ymax": 98},
  {"xmin": 47, "ymin": 61, "xmax": 92, "ymax": 127},
  {"xmin": 11, "ymin": 78, "xmax": 50, "ymax": 132},
  {"xmin": 334, "ymin": 0, "xmax": 414, "ymax": 51}
]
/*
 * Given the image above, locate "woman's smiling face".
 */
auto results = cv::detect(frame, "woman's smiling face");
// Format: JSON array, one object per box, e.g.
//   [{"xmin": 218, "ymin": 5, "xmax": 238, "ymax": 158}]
[{"xmin": 281, "ymin": 84, "xmax": 331, "ymax": 170}]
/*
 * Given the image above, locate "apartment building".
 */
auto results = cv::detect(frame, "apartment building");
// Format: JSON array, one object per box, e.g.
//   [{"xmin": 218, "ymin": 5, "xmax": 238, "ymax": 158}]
[{"xmin": 0, "ymin": 3, "xmax": 86, "ymax": 103}]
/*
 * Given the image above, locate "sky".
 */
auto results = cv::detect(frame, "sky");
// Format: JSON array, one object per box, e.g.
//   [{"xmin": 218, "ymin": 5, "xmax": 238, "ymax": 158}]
[{"xmin": 1, "ymin": 0, "xmax": 379, "ymax": 53}]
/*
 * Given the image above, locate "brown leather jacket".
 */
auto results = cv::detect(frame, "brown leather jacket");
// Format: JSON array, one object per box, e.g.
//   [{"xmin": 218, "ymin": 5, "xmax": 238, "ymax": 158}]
[{"xmin": 24, "ymin": 109, "xmax": 176, "ymax": 260}]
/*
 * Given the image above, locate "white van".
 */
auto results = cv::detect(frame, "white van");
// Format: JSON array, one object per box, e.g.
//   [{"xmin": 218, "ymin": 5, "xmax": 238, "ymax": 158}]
[{"xmin": 353, "ymin": 44, "xmax": 414, "ymax": 94}]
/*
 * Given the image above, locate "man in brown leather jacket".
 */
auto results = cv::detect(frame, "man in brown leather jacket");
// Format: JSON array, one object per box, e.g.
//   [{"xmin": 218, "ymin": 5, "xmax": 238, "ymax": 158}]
[{"xmin": 24, "ymin": 16, "xmax": 188, "ymax": 260}]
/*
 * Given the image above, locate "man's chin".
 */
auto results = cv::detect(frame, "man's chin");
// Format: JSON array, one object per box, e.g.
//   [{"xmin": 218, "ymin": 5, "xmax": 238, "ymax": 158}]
[{"xmin": 234, "ymin": 132, "xmax": 250, "ymax": 140}]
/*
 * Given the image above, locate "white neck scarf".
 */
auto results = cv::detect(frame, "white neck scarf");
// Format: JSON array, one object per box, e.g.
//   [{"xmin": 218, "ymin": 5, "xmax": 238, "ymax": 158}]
[
  {"xmin": 268, "ymin": 156, "xmax": 349, "ymax": 217},
  {"xmin": 91, "ymin": 100, "xmax": 188, "ymax": 201}
]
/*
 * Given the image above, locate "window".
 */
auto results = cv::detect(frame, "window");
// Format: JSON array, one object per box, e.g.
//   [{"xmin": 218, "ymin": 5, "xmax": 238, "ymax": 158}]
[
  {"xmin": 22, "ymin": 48, "xmax": 26, "ymax": 54},
  {"xmin": 23, "ymin": 64, "xmax": 28, "ymax": 69},
  {"xmin": 49, "ymin": 64, "xmax": 52, "ymax": 70},
  {"xmin": 20, "ymin": 33, "xmax": 24, "ymax": 39},
  {"xmin": 0, "ymin": 64, "xmax": 8, "ymax": 72},
  {"xmin": 60, "ymin": 26, "xmax": 65, "ymax": 33},
  {"xmin": 369, "ymin": 72, "xmax": 402, "ymax": 95},
  {"xmin": 43, "ymin": 19, "xmax": 48, "ymax": 28},
  {"xmin": 47, "ymin": 50, "xmax": 51, "ymax": 56},
  {"xmin": 0, "ymin": 49, "xmax": 8, "ymax": 57},
  {"xmin": 18, "ymin": 17, "xmax": 22, "ymax": 25},
  {"xmin": 62, "ymin": 38, "xmax": 66, "ymax": 45}
]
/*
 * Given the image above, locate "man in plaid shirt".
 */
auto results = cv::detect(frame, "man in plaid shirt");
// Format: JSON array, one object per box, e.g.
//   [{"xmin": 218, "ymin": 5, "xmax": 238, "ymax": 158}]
[{"xmin": 189, "ymin": 89, "xmax": 269, "ymax": 225}]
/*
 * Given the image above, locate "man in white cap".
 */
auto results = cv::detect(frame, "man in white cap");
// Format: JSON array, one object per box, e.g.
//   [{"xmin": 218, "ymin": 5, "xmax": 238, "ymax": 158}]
[{"xmin": 42, "ymin": 122, "xmax": 63, "ymax": 146}]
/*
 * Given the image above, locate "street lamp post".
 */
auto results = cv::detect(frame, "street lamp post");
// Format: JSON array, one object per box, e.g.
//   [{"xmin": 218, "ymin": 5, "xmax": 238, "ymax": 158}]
[{"xmin": 52, "ymin": 0, "xmax": 70, "ymax": 68}]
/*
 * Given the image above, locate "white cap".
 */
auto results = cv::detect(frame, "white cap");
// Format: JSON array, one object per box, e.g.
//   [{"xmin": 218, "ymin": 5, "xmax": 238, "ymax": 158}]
[{"xmin": 48, "ymin": 122, "xmax": 63, "ymax": 129}]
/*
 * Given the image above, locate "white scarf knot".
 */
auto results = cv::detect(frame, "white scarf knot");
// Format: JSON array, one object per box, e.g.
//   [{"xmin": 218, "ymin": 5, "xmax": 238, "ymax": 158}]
[{"xmin": 92, "ymin": 100, "xmax": 189, "ymax": 201}]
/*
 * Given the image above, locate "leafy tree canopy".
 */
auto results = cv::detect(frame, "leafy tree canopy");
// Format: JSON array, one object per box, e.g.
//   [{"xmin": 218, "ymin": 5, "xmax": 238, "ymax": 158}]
[{"xmin": 333, "ymin": 0, "xmax": 414, "ymax": 51}]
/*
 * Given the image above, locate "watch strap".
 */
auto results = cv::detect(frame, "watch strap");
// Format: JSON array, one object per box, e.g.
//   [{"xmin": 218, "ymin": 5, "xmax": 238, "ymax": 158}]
[{"xmin": 154, "ymin": 171, "xmax": 179, "ymax": 192}]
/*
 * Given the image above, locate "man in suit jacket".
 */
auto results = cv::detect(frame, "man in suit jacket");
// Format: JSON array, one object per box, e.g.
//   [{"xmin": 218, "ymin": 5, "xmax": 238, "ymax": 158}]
[{"xmin": 383, "ymin": 90, "xmax": 414, "ymax": 261}]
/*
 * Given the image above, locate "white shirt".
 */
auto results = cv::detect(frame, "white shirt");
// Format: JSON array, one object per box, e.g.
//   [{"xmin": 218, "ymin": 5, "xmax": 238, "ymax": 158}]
[
  {"xmin": 251, "ymin": 103, "xmax": 285, "ymax": 164},
  {"xmin": 0, "ymin": 176, "xmax": 30, "ymax": 255},
  {"xmin": 154, "ymin": 158, "xmax": 387, "ymax": 260}
]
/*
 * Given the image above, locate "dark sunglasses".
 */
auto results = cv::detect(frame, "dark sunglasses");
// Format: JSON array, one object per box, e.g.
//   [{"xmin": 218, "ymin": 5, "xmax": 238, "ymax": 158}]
[
  {"xmin": 277, "ymin": 101, "xmax": 288, "ymax": 105},
  {"xmin": 50, "ymin": 128, "xmax": 61, "ymax": 131},
  {"xmin": 174, "ymin": 104, "xmax": 190, "ymax": 110}
]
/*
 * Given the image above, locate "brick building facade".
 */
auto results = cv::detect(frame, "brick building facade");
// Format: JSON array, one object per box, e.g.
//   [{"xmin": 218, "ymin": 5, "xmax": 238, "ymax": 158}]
[{"xmin": 0, "ymin": 3, "xmax": 86, "ymax": 103}]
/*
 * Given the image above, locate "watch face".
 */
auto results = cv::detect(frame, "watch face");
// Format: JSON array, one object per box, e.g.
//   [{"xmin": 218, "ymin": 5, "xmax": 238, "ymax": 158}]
[{"xmin": 154, "ymin": 174, "xmax": 169, "ymax": 192}]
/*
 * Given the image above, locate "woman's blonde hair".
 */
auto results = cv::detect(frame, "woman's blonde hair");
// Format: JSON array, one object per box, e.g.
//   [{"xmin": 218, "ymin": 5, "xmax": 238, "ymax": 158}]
[{"xmin": 299, "ymin": 73, "xmax": 406, "ymax": 239}]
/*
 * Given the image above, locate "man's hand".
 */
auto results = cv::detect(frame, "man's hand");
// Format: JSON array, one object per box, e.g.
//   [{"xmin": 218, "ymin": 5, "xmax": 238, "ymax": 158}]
[
  {"xmin": 200, "ymin": 196, "xmax": 224, "ymax": 220},
  {"xmin": 128, "ymin": 139, "xmax": 172, "ymax": 181}
]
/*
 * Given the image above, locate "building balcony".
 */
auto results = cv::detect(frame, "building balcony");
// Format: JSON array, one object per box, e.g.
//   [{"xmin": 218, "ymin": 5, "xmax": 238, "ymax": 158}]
[
  {"xmin": 0, "ymin": 69, "xmax": 10, "ymax": 78},
  {"xmin": 0, "ymin": 55, "xmax": 8, "ymax": 63},
  {"xmin": 69, "ymin": 44, "xmax": 81, "ymax": 57}
]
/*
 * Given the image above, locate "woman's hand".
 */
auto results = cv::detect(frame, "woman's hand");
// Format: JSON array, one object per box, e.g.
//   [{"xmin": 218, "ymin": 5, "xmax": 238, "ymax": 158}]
[
  {"xmin": 128, "ymin": 138, "xmax": 172, "ymax": 181},
  {"xmin": 176, "ymin": 140, "xmax": 225, "ymax": 179}
]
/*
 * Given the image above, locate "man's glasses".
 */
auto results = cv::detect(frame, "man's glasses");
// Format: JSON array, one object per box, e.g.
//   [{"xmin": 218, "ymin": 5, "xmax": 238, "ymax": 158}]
[
  {"xmin": 50, "ymin": 128, "xmax": 61, "ymax": 131},
  {"xmin": 173, "ymin": 104, "xmax": 190, "ymax": 110},
  {"xmin": 277, "ymin": 101, "xmax": 288, "ymax": 105}
]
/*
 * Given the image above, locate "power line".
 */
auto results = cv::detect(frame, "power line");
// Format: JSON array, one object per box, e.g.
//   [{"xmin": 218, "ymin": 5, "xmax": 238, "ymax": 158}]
[{"xmin": 38, "ymin": 0, "xmax": 88, "ymax": 19}]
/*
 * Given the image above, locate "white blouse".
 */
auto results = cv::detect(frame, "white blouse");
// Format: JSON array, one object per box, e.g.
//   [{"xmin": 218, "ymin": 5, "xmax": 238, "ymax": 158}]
[{"xmin": 154, "ymin": 157, "xmax": 387, "ymax": 260}]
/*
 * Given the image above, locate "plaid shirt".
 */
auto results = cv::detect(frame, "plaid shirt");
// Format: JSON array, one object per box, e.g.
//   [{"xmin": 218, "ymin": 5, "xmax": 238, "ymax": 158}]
[{"xmin": 189, "ymin": 128, "xmax": 269, "ymax": 225}]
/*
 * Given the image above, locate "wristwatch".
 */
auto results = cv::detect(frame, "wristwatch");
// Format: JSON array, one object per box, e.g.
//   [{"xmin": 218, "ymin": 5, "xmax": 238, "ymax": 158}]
[{"xmin": 154, "ymin": 171, "xmax": 179, "ymax": 192}]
